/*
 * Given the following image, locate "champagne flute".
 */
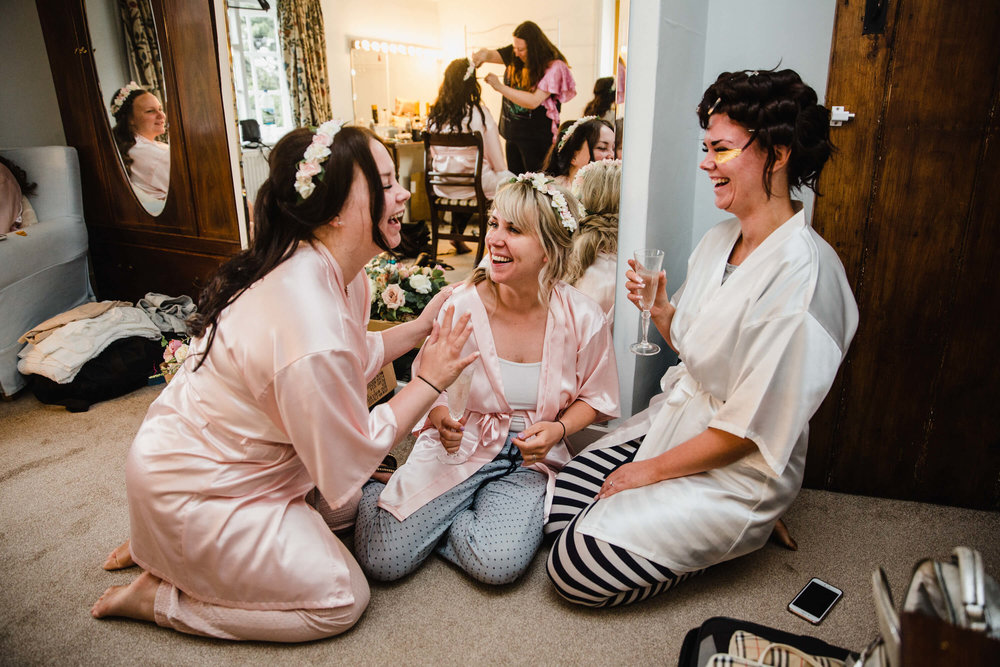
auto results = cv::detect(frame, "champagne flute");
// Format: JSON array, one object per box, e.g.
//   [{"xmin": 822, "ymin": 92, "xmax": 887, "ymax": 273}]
[
  {"xmin": 629, "ymin": 248, "xmax": 664, "ymax": 356},
  {"xmin": 438, "ymin": 363, "xmax": 475, "ymax": 464}
]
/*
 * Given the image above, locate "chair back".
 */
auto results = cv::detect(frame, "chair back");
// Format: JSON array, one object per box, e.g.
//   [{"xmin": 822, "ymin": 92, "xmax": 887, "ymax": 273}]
[{"xmin": 422, "ymin": 131, "xmax": 491, "ymax": 263}]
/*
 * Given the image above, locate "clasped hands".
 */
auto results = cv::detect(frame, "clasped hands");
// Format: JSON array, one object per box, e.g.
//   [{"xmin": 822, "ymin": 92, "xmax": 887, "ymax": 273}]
[{"xmin": 431, "ymin": 408, "xmax": 564, "ymax": 466}]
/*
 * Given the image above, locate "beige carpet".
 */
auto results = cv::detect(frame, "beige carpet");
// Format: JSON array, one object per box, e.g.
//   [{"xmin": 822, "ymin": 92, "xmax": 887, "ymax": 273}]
[{"xmin": 2, "ymin": 385, "xmax": 998, "ymax": 665}]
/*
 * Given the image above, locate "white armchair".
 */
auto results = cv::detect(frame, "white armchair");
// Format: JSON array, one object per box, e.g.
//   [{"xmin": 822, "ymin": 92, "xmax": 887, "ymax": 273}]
[{"xmin": 0, "ymin": 146, "xmax": 94, "ymax": 397}]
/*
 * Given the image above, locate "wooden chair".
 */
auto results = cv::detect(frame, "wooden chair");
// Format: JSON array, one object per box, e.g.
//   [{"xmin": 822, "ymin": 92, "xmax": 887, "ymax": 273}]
[{"xmin": 423, "ymin": 131, "xmax": 492, "ymax": 264}]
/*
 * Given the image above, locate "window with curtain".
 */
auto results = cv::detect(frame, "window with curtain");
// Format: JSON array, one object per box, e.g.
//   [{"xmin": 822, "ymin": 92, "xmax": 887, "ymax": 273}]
[{"xmin": 228, "ymin": 4, "xmax": 294, "ymax": 145}]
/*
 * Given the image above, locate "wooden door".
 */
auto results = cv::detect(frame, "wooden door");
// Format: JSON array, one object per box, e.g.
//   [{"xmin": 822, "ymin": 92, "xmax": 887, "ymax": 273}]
[{"xmin": 807, "ymin": 0, "xmax": 1000, "ymax": 509}]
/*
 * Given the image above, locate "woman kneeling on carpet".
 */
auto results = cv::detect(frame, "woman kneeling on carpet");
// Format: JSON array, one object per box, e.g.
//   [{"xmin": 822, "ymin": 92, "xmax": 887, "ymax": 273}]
[
  {"xmin": 354, "ymin": 174, "xmax": 619, "ymax": 585},
  {"xmin": 544, "ymin": 68, "xmax": 859, "ymax": 607},
  {"xmin": 91, "ymin": 123, "xmax": 477, "ymax": 641}
]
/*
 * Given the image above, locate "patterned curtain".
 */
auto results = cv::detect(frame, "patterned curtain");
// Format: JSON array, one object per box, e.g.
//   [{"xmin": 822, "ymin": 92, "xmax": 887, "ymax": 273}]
[
  {"xmin": 276, "ymin": 0, "xmax": 333, "ymax": 127},
  {"xmin": 117, "ymin": 0, "xmax": 166, "ymax": 103}
]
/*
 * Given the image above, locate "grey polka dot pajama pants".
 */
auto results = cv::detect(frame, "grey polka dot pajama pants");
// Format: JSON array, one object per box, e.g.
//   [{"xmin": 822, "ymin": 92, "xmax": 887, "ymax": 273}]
[{"xmin": 354, "ymin": 436, "xmax": 548, "ymax": 585}]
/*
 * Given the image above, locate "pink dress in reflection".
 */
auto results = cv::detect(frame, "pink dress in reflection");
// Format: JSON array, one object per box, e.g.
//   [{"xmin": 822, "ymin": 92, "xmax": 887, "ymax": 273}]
[
  {"xmin": 127, "ymin": 242, "xmax": 396, "ymax": 611},
  {"xmin": 378, "ymin": 281, "xmax": 620, "ymax": 520}
]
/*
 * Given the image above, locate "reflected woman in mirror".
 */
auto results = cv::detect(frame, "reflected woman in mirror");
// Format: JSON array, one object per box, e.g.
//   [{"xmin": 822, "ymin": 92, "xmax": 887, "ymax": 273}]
[
  {"xmin": 564, "ymin": 158, "xmax": 621, "ymax": 323},
  {"xmin": 544, "ymin": 69, "xmax": 858, "ymax": 607},
  {"xmin": 472, "ymin": 21, "xmax": 576, "ymax": 174},
  {"xmin": 355, "ymin": 175, "xmax": 619, "ymax": 586},
  {"xmin": 427, "ymin": 57, "xmax": 514, "ymax": 254},
  {"xmin": 110, "ymin": 81, "xmax": 169, "ymax": 202},
  {"xmin": 91, "ymin": 123, "xmax": 478, "ymax": 641},
  {"xmin": 542, "ymin": 117, "xmax": 615, "ymax": 188}
]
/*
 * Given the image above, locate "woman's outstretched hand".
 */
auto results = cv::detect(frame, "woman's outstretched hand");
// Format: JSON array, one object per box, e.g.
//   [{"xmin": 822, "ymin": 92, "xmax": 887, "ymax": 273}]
[
  {"xmin": 417, "ymin": 305, "xmax": 478, "ymax": 390},
  {"xmin": 483, "ymin": 72, "xmax": 502, "ymax": 91},
  {"xmin": 415, "ymin": 286, "xmax": 454, "ymax": 336},
  {"xmin": 624, "ymin": 259, "xmax": 669, "ymax": 315}
]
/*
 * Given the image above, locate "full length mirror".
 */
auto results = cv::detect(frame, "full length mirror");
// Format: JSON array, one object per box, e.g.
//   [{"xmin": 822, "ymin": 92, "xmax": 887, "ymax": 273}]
[{"xmin": 85, "ymin": 0, "xmax": 170, "ymax": 216}]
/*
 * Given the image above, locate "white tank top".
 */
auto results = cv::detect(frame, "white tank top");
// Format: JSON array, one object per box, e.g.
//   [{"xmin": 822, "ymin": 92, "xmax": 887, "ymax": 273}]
[{"xmin": 499, "ymin": 358, "xmax": 541, "ymax": 432}]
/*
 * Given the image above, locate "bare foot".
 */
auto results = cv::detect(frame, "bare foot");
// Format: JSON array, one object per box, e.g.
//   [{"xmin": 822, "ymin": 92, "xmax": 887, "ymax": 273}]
[
  {"xmin": 770, "ymin": 518, "xmax": 798, "ymax": 550},
  {"xmin": 371, "ymin": 471, "xmax": 393, "ymax": 484},
  {"xmin": 102, "ymin": 538, "xmax": 135, "ymax": 570},
  {"xmin": 91, "ymin": 570, "xmax": 160, "ymax": 622}
]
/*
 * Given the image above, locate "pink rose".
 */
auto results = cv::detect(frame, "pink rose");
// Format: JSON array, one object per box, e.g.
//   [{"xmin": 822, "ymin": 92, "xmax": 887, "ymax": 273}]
[
  {"xmin": 381, "ymin": 283, "xmax": 406, "ymax": 310},
  {"xmin": 298, "ymin": 161, "xmax": 321, "ymax": 177}
]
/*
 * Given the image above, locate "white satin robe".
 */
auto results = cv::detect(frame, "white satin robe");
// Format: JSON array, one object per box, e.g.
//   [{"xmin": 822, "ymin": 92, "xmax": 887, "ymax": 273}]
[
  {"xmin": 127, "ymin": 242, "xmax": 397, "ymax": 611},
  {"xmin": 128, "ymin": 135, "xmax": 170, "ymax": 199},
  {"xmin": 578, "ymin": 209, "xmax": 858, "ymax": 573},
  {"xmin": 378, "ymin": 281, "xmax": 620, "ymax": 520}
]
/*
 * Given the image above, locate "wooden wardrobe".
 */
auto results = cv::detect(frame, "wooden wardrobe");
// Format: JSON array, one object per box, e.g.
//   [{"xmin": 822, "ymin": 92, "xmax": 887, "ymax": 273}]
[{"xmin": 35, "ymin": 0, "xmax": 242, "ymax": 304}]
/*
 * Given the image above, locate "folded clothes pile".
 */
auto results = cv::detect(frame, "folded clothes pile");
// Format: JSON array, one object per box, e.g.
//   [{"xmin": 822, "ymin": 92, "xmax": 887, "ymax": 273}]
[{"xmin": 17, "ymin": 304, "xmax": 162, "ymax": 384}]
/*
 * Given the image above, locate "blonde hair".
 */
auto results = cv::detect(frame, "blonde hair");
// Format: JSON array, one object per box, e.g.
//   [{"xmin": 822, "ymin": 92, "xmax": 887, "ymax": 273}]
[
  {"xmin": 565, "ymin": 160, "xmax": 621, "ymax": 285},
  {"xmin": 468, "ymin": 179, "xmax": 580, "ymax": 305}
]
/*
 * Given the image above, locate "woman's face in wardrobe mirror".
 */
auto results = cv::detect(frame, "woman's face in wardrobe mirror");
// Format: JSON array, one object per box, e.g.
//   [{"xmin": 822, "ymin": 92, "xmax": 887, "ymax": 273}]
[{"xmin": 130, "ymin": 92, "xmax": 166, "ymax": 141}]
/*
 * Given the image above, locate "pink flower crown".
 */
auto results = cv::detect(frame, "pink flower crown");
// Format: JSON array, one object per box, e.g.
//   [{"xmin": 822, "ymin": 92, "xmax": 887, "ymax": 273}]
[
  {"xmin": 110, "ymin": 81, "xmax": 144, "ymax": 115},
  {"xmin": 294, "ymin": 120, "xmax": 344, "ymax": 200},
  {"xmin": 509, "ymin": 172, "xmax": 579, "ymax": 232},
  {"xmin": 557, "ymin": 115, "xmax": 598, "ymax": 150}
]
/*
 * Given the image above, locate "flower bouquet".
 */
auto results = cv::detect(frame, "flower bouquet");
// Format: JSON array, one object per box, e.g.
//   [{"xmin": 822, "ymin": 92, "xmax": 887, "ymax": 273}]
[
  {"xmin": 365, "ymin": 254, "xmax": 448, "ymax": 322},
  {"xmin": 159, "ymin": 336, "xmax": 190, "ymax": 383}
]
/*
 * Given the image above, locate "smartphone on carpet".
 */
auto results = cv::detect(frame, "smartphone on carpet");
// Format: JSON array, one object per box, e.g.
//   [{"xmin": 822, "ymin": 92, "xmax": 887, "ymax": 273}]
[{"xmin": 788, "ymin": 577, "xmax": 843, "ymax": 624}]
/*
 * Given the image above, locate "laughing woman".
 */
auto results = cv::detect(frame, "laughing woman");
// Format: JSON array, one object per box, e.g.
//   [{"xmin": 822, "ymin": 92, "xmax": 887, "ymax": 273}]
[
  {"xmin": 90, "ymin": 124, "xmax": 476, "ymax": 642},
  {"xmin": 354, "ymin": 175, "xmax": 619, "ymax": 585},
  {"xmin": 545, "ymin": 69, "xmax": 859, "ymax": 607}
]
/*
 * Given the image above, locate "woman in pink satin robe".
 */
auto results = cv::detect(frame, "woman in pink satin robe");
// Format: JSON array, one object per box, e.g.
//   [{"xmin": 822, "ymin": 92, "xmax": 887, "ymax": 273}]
[
  {"xmin": 354, "ymin": 175, "xmax": 619, "ymax": 585},
  {"xmin": 90, "ymin": 125, "xmax": 477, "ymax": 642}
]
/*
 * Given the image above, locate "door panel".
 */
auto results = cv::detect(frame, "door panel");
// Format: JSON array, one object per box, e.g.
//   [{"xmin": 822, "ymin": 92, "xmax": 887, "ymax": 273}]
[{"xmin": 808, "ymin": 0, "xmax": 1000, "ymax": 509}]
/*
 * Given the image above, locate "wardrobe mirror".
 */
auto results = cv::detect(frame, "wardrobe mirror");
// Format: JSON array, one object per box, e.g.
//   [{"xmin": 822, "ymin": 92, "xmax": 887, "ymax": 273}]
[{"xmin": 85, "ymin": 0, "xmax": 170, "ymax": 216}]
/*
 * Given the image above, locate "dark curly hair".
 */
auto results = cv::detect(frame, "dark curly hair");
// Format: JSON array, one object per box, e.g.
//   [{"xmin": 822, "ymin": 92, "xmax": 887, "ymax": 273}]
[
  {"xmin": 0, "ymin": 156, "xmax": 36, "ymax": 197},
  {"xmin": 188, "ymin": 125, "xmax": 391, "ymax": 369},
  {"xmin": 697, "ymin": 68, "xmax": 833, "ymax": 197},
  {"xmin": 427, "ymin": 58, "xmax": 485, "ymax": 132},
  {"xmin": 542, "ymin": 118, "xmax": 614, "ymax": 180},
  {"xmin": 509, "ymin": 21, "xmax": 568, "ymax": 90},
  {"xmin": 583, "ymin": 76, "xmax": 615, "ymax": 118}
]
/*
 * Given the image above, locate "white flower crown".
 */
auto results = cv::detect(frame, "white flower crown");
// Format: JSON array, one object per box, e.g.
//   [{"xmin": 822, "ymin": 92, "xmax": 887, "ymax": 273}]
[
  {"xmin": 557, "ymin": 115, "xmax": 598, "ymax": 150},
  {"xmin": 509, "ymin": 172, "xmax": 578, "ymax": 232},
  {"xmin": 110, "ymin": 81, "xmax": 144, "ymax": 115},
  {"xmin": 571, "ymin": 158, "xmax": 622, "ymax": 201},
  {"xmin": 294, "ymin": 120, "xmax": 344, "ymax": 200},
  {"xmin": 464, "ymin": 57, "xmax": 476, "ymax": 81}
]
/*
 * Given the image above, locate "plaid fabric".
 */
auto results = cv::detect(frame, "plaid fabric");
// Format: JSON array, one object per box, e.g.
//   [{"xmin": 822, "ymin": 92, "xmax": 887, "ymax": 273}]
[{"xmin": 727, "ymin": 630, "xmax": 847, "ymax": 667}]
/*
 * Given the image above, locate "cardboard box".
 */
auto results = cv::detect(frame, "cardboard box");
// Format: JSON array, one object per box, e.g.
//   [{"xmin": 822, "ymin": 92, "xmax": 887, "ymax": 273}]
[{"xmin": 366, "ymin": 362, "xmax": 397, "ymax": 406}]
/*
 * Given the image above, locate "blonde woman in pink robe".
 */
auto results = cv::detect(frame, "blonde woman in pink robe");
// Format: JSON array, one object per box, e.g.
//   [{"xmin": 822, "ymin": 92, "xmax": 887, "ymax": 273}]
[
  {"xmin": 354, "ymin": 175, "xmax": 620, "ymax": 585},
  {"xmin": 90, "ymin": 125, "xmax": 477, "ymax": 642}
]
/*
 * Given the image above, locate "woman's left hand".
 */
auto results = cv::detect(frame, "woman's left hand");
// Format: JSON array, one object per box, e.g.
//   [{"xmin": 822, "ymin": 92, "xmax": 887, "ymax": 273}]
[
  {"xmin": 596, "ymin": 460, "xmax": 661, "ymax": 499},
  {"xmin": 483, "ymin": 72, "xmax": 502, "ymax": 91},
  {"xmin": 512, "ymin": 421, "xmax": 563, "ymax": 467}
]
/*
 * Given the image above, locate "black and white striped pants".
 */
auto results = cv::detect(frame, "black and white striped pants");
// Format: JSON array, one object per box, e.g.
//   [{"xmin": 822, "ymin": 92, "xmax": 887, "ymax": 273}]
[{"xmin": 544, "ymin": 442, "xmax": 701, "ymax": 607}]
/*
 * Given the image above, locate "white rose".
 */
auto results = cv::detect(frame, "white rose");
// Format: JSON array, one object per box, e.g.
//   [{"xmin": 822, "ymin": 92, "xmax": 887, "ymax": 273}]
[{"xmin": 408, "ymin": 273, "xmax": 432, "ymax": 294}]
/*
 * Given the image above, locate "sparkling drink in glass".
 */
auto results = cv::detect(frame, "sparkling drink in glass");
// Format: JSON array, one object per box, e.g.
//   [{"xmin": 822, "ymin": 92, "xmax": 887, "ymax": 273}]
[
  {"xmin": 630, "ymin": 248, "xmax": 664, "ymax": 356},
  {"xmin": 439, "ymin": 364, "xmax": 475, "ymax": 464}
]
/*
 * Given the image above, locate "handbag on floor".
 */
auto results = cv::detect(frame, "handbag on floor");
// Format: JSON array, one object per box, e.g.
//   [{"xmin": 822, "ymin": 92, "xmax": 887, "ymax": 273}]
[
  {"xmin": 678, "ymin": 617, "xmax": 857, "ymax": 667},
  {"xmin": 856, "ymin": 545, "xmax": 1000, "ymax": 667}
]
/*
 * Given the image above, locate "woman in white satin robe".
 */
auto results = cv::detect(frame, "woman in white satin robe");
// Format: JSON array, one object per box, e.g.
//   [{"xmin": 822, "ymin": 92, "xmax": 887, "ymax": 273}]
[
  {"xmin": 354, "ymin": 176, "xmax": 619, "ymax": 585},
  {"xmin": 90, "ymin": 125, "xmax": 476, "ymax": 641},
  {"xmin": 544, "ymin": 69, "xmax": 859, "ymax": 607}
]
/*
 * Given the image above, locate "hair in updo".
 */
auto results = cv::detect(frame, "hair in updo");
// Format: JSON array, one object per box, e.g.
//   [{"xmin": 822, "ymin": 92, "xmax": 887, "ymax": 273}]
[{"xmin": 697, "ymin": 68, "xmax": 833, "ymax": 197}]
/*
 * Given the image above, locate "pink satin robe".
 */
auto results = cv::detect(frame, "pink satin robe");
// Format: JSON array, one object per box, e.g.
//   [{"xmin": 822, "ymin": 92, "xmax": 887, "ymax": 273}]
[
  {"xmin": 378, "ymin": 281, "xmax": 620, "ymax": 520},
  {"xmin": 127, "ymin": 242, "xmax": 397, "ymax": 611}
]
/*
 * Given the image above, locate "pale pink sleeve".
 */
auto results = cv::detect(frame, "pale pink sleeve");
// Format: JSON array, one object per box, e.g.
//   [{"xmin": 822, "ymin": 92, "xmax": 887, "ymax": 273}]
[
  {"xmin": 364, "ymin": 330, "xmax": 386, "ymax": 381},
  {"xmin": 536, "ymin": 60, "xmax": 577, "ymax": 142},
  {"xmin": 267, "ymin": 350, "xmax": 398, "ymax": 510},
  {"xmin": 573, "ymin": 312, "xmax": 620, "ymax": 421}
]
